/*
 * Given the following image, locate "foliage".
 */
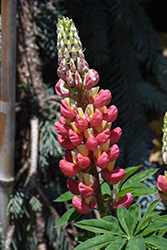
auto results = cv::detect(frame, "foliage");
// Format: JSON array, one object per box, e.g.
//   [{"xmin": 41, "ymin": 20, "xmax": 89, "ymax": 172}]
[
  {"xmin": 55, "ymin": 166, "xmax": 159, "ymax": 228},
  {"xmin": 74, "ymin": 201, "xmax": 167, "ymax": 250}
]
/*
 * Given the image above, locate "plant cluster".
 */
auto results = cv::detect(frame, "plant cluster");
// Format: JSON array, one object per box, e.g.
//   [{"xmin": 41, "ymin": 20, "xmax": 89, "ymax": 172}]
[{"xmin": 54, "ymin": 17, "xmax": 167, "ymax": 250}]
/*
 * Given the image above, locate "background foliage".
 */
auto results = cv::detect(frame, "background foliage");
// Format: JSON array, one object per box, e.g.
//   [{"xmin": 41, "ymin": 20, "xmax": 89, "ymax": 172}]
[{"xmin": 3, "ymin": 0, "xmax": 167, "ymax": 249}]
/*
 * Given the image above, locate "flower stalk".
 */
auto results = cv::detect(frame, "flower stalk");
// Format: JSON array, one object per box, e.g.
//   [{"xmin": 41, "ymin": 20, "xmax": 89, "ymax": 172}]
[{"xmin": 55, "ymin": 17, "xmax": 132, "ymax": 216}]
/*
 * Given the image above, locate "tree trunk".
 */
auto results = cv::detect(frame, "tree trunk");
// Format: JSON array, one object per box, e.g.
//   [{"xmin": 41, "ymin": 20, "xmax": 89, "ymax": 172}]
[{"xmin": 0, "ymin": 0, "xmax": 17, "ymax": 237}]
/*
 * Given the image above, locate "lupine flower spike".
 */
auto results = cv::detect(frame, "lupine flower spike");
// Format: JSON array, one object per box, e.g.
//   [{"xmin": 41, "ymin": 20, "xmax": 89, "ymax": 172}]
[
  {"xmin": 55, "ymin": 17, "xmax": 132, "ymax": 215},
  {"xmin": 157, "ymin": 112, "xmax": 167, "ymax": 205}
]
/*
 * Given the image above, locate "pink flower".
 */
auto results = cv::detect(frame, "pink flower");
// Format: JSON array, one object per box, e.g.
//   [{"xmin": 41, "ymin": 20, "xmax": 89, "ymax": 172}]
[
  {"xmin": 107, "ymin": 167, "xmax": 126, "ymax": 185},
  {"xmin": 66, "ymin": 70, "xmax": 75, "ymax": 86},
  {"xmin": 54, "ymin": 121, "xmax": 71, "ymax": 137},
  {"xmin": 86, "ymin": 134, "xmax": 98, "ymax": 151},
  {"xmin": 70, "ymin": 58, "xmax": 76, "ymax": 71},
  {"xmin": 58, "ymin": 135, "xmax": 75, "ymax": 150},
  {"xmin": 110, "ymin": 127, "xmax": 122, "ymax": 144},
  {"xmin": 107, "ymin": 144, "xmax": 120, "ymax": 162},
  {"xmin": 85, "ymin": 195, "xmax": 97, "ymax": 209},
  {"xmin": 75, "ymin": 71, "xmax": 82, "ymax": 87},
  {"xmin": 83, "ymin": 69, "xmax": 99, "ymax": 90},
  {"xmin": 93, "ymin": 89, "xmax": 111, "ymax": 107},
  {"xmin": 75, "ymin": 114, "xmax": 88, "ymax": 132},
  {"xmin": 157, "ymin": 175, "xmax": 167, "ymax": 193},
  {"xmin": 68, "ymin": 129, "xmax": 83, "ymax": 146},
  {"xmin": 96, "ymin": 152, "xmax": 109, "ymax": 169},
  {"xmin": 55, "ymin": 79, "xmax": 71, "ymax": 97},
  {"xmin": 157, "ymin": 193, "xmax": 167, "ymax": 205},
  {"xmin": 103, "ymin": 105, "xmax": 118, "ymax": 123},
  {"xmin": 78, "ymin": 182, "xmax": 94, "ymax": 199},
  {"xmin": 59, "ymin": 159, "xmax": 80, "ymax": 176},
  {"xmin": 65, "ymin": 151, "xmax": 73, "ymax": 162},
  {"xmin": 90, "ymin": 109, "xmax": 103, "ymax": 127},
  {"xmin": 57, "ymin": 67, "xmax": 66, "ymax": 80},
  {"xmin": 60, "ymin": 99, "xmax": 75, "ymax": 119},
  {"xmin": 109, "ymin": 193, "xmax": 133, "ymax": 209},
  {"xmin": 76, "ymin": 153, "xmax": 91, "ymax": 169},
  {"xmin": 72, "ymin": 196, "xmax": 92, "ymax": 214},
  {"xmin": 67, "ymin": 178, "xmax": 80, "ymax": 195},
  {"xmin": 96, "ymin": 129, "xmax": 110, "ymax": 144},
  {"xmin": 59, "ymin": 116, "xmax": 66, "ymax": 125}
]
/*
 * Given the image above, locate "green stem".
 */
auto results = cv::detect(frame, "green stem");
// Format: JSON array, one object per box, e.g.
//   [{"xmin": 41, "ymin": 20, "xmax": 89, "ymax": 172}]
[{"xmin": 90, "ymin": 160, "xmax": 106, "ymax": 218}]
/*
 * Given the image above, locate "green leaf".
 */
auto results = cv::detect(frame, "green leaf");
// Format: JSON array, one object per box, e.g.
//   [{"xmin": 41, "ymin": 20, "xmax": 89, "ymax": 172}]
[
  {"xmin": 105, "ymin": 238, "xmax": 127, "ymax": 250},
  {"xmin": 144, "ymin": 199, "xmax": 161, "ymax": 215},
  {"xmin": 130, "ymin": 188, "xmax": 159, "ymax": 197},
  {"xmin": 117, "ymin": 206, "xmax": 130, "ymax": 236},
  {"xmin": 76, "ymin": 219, "xmax": 126, "ymax": 237},
  {"xmin": 101, "ymin": 182, "xmax": 111, "ymax": 196},
  {"xmin": 75, "ymin": 236, "xmax": 86, "ymax": 243},
  {"xmin": 117, "ymin": 165, "xmax": 142, "ymax": 189},
  {"xmin": 54, "ymin": 191, "xmax": 75, "ymax": 202},
  {"xmin": 153, "ymin": 214, "xmax": 167, "ymax": 222},
  {"xmin": 102, "ymin": 216, "xmax": 127, "ymax": 237},
  {"xmin": 118, "ymin": 183, "xmax": 146, "ymax": 198},
  {"xmin": 126, "ymin": 235, "xmax": 146, "ymax": 250},
  {"xmin": 134, "ymin": 212, "xmax": 160, "ymax": 235},
  {"xmin": 122, "ymin": 169, "xmax": 158, "ymax": 189},
  {"xmin": 144, "ymin": 235, "xmax": 167, "ymax": 250},
  {"xmin": 126, "ymin": 203, "xmax": 140, "ymax": 236},
  {"xmin": 74, "ymin": 234, "xmax": 116, "ymax": 250},
  {"xmin": 158, "ymin": 228, "xmax": 167, "ymax": 237},
  {"xmin": 55, "ymin": 208, "xmax": 81, "ymax": 227},
  {"xmin": 140, "ymin": 222, "xmax": 167, "ymax": 236}
]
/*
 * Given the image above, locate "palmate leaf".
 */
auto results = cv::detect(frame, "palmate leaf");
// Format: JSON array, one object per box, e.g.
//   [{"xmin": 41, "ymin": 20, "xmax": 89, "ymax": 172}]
[
  {"xmin": 126, "ymin": 235, "xmax": 146, "ymax": 250},
  {"xmin": 76, "ymin": 219, "xmax": 126, "ymax": 237},
  {"xmin": 117, "ymin": 206, "xmax": 130, "ymax": 236},
  {"xmin": 105, "ymin": 238, "xmax": 127, "ymax": 250},
  {"xmin": 144, "ymin": 235, "xmax": 167, "ymax": 250},
  {"xmin": 140, "ymin": 222, "xmax": 167, "ymax": 236},
  {"xmin": 134, "ymin": 212, "xmax": 160, "ymax": 236},
  {"xmin": 125, "ymin": 203, "xmax": 140, "ymax": 236},
  {"xmin": 74, "ymin": 234, "xmax": 117, "ymax": 250}
]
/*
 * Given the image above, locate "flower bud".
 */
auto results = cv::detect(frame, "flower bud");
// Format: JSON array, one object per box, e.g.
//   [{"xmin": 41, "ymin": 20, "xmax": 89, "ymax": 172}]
[
  {"xmin": 75, "ymin": 71, "xmax": 83, "ymax": 87},
  {"xmin": 157, "ymin": 172, "xmax": 167, "ymax": 193},
  {"xmin": 66, "ymin": 70, "xmax": 75, "ymax": 86},
  {"xmin": 55, "ymin": 79, "xmax": 71, "ymax": 97}
]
